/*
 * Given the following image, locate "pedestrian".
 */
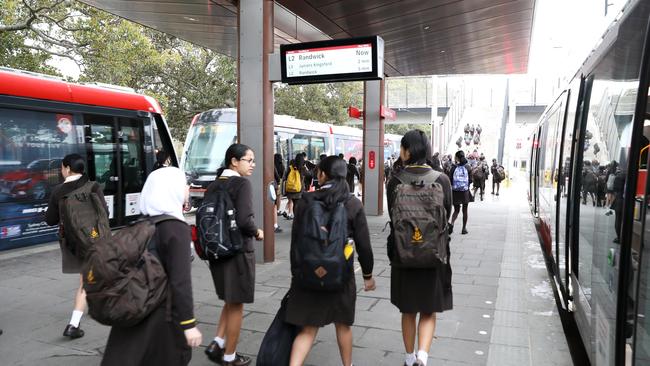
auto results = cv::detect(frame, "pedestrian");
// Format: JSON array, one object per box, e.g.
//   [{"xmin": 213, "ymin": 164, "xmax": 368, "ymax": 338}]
[
  {"xmin": 386, "ymin": 130, "xmax": 453, "ymax": 366},
  {"xmin": 346, "ymin": 156, "xmax": 361, "ymax": 194},
  {"xmin": 204, "ymin": 144, "xmax": 263, "ymax": 366},
  {"xmin": 471, "ymin": 155, "xmax": 489, "ymax": 201},
  {"xmin": 491, "ymin": 158, "xmax": 503, "ymax": 195},
  {"xmin": 338, "ymin": 153, "xmax": 345, "ymax": 161},
  {"xmin": 448, "ymin": 150, "xmax": 472, "ymax": 235},
  {"xmin": 287, "ymin": 156, "xmax": 375, "ymax": 366},
  {"xmin": 101, "ymin": 167, "xmax": 202, "ymax": 366},
  {"xmin": 431, "ymin": 153, "xmax": 443, "ymax": 172},
  {"xmin": 274, "ymin": 153, "xmax": 285, "ymax": 233},
  {"xmin": 45, "ymin": 153, "xmax": 108, "ymax": 339},
  {"xmin": 283, "ymin": 153, "xmax": 306, "ymax": 219}
]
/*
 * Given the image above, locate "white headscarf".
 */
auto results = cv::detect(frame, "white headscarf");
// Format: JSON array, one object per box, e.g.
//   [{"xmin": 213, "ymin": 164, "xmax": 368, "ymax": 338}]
[{"xmin": 139, "ymin": 167, "xmax": 187, "ymax": 221}]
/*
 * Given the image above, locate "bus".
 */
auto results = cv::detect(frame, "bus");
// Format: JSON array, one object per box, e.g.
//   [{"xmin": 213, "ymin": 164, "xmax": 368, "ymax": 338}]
[
  {"xmin": 181, "ymin": 108, "xmax": 399, "ymax": 207},
  {"xmin": 527, "ymin": 0, "xmax": 650, "ymax": 363},
  {"xmin": 0, "ymin": 68, "xmax": 177, "ymax": 250}
]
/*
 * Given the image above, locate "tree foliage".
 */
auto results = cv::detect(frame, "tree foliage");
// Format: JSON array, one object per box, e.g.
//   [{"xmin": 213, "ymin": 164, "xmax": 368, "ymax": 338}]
[{"xmin": 274, "ymin": 82, "xmax": 363, "ymax": 125}]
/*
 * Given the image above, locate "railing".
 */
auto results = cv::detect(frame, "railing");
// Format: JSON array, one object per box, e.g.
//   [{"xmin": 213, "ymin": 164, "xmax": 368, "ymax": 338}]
[{"xmin": 439, "ymin": 83, "xmax": 466, "ymax": 153}]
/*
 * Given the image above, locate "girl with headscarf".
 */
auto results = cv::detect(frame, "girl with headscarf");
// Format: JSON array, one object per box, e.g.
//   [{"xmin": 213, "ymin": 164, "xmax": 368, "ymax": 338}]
[
  {"xmin": 102, "ymin": 166, "xmax": 202, "ymax": 366},
  {"xmin": 204, "ymin": 144, "xmax": 263, "ymax": 366},
  {"xmin": 287, "ymin": 156, "xmax": 375, "ymax": 366}
]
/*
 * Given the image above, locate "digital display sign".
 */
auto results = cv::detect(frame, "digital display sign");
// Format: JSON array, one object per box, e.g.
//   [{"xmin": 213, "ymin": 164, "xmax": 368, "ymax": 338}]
[{"xmin": 280, "ymin": 36, "xmax": 384, "ymax": 84}]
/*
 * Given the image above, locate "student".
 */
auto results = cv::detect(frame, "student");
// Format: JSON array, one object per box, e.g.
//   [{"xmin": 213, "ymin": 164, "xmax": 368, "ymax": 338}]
[
  {"xmin": 386, "ymin": 130, "xmax": 453, "ymax": 366},
  {"xmin": 490, "ymin": 159, "xmax": 503, "ymax": 195},
  {"xmin": 449, "ymin": 150, "xmax": 472, "ymax": 235},
  {"xmin": 273, "ymin": 153, "xmax": 285, "ymax": 233},
  {"xmin": 287, "ymin": 156, "xmax": 375, "ymax": 366},
  {"xmin": 346, "ymin": 156, "xmax": 361, "ymax": 194},
  {"xmin": 283, "ymin": 153, "xmax": 306, "ymax": 219},
  {"xmin": 102, "ymin": 167, "xmax": 202, "ymax": 366},
  {"xmin": 153, "ymin": 150, "xmax": 171, "ymax": 170},
  {"xmin": 45, "ymin": 153, "xmax": 108, "ymax": 339},
  {"xmin": 204, "ymin": 144, "xmax": 263, "ymax": 366}
]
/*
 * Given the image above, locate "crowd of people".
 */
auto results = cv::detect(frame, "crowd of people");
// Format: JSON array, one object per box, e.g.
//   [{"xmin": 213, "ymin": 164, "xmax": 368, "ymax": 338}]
[{"xmin": 42, "ymin": 130, "xmax": 507, "ymax": 366}]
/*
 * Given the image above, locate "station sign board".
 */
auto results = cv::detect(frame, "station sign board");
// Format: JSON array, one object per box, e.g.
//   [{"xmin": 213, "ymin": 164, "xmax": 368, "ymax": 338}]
[{"xmin": 280, "ymin": 36, "xmax": 384, "ymax": 84}]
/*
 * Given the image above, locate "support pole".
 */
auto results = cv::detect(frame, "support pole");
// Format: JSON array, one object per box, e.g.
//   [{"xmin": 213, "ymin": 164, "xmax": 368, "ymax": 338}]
[
  {"xmin": 238, "ymin": 0, "xmax": 275, "ymax": 262},
  {"xmin": 362, "ymin": 79, "xmax": 384, "ymax": 216}
]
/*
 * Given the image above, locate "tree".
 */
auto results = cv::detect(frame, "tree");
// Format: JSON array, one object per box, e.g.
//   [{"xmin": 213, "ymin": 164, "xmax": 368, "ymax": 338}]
[{"xmin": 274, "ymin": 82, "xmax": 363, "ymax": 125}]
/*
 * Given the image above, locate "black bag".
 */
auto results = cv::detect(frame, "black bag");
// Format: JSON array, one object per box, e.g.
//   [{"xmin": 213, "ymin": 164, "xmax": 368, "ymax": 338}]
[
  {"xmin": 195, "ymin": 177, "xmax": 243, "ymax": 260},
  {"xmin": 292, "ymin": 195, "xmax": 352, "ymax": 291},
  {"xmin": 60, "ymin": 181, "xmax": 110, "ymax": 260},
  {"xmin": 82, "ymin": 215, "xmax": 180, "ymax": 327},
  {"xmin": 256, "ymin": 292, "xmax": 299, "ymax": 366}
]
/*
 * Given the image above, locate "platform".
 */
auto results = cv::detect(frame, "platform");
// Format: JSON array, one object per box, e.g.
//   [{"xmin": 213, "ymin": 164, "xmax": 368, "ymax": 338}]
[{"xmin": 0, "ymin": 180, "xmax": 573, "ymax": 365}]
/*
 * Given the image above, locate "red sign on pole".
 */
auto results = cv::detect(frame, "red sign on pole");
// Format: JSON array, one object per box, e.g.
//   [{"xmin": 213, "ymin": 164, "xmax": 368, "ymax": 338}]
[
  {"xmin": 369, "ymin": 151, "xmax": 376, "ymax": 169},
  {"xmin": 380, "ymin": 105, "xmax": 396, "ymax": 120},
  {"xmin": 348, "ymin": 106, "xmax": 363, "ymax": 119}
]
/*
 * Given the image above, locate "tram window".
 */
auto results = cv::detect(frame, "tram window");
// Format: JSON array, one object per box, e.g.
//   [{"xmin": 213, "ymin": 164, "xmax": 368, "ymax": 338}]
[
  {"xmin": 0, "ymin": 108, "xmax": 79, "ymax": 202},
  {"xmin": 291, "ymin": 135, "xmax": 309, "ymax": 157},
  {"xmin": 310, "ymin": 136, "xmax": 326, "ymax": 160}
]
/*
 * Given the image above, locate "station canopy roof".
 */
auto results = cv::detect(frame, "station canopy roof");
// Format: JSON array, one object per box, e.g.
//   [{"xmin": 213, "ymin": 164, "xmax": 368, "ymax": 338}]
[{"xmin": 80, "ymin": 0, "xmax": 535, "ymax": 75}]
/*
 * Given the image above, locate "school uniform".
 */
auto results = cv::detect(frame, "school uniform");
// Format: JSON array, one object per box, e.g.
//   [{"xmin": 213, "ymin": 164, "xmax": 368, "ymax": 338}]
[
  {"xmin": 448, "ymin": 164, "xmax": 473, "ymax": 206},
  {"xmin": 206, "ymin": 172, "xmax": 257, "ymax": 304},
  {"xmin": 102, "ymin": 220, "xmax": 196, "ymax": 366},
  {"xmin": 387, "ymin": 166, "xmax": 453, "ymax": 314},
  {"xmin": 285, "ymin": 188, "xmax": 374, "ymax": 327},
  {"xmin": 44, "ymin": 174, "xmax": 107, "ymax": 274}
]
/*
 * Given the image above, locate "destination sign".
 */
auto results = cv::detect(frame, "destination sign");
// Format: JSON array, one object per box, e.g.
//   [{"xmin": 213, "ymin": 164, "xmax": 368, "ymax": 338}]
[{"xmin": 280, "ymin": 36, "xmax": 383, "ymax": 84}]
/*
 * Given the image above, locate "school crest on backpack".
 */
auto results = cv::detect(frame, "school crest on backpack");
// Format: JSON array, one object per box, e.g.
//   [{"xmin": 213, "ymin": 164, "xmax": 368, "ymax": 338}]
[
  {"xmin": 60, "ymin": 181, "xmax": 110, "ymax": 260},
  {"xmin": 390, "ymin": 170, "xmax": 449, "ymax": 268}
]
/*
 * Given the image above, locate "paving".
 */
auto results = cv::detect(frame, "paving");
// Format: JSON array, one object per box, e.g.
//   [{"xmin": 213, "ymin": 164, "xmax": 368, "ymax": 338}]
[{"xmin": 0, "ymin": 179, "xmax": 573, "ymax": 365}]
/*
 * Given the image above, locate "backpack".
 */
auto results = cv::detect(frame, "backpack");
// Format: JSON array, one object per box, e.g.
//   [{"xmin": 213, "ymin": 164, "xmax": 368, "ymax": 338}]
[
  {"xmin": 497, "ymin": 166, "xmax": 506, "ymax": 181},
  {"xmin": 59, "ymin": 181, "xmax": 110, "ymax": 260},
  {"xmin": 390, "ymin": 170, "xmax": 448, "ymax": 268},
  {"xmin": 195, "ymin": 177, "xmax": 243, "ymax": 260},
  {"xmin": 257, "ymin": 291, "xmax": 299, "ymax": 366},
  {"xmin": 82, "ymin": 215, "xmax": 180, "ymax": 327},
  {"xmin": 472, "ymin": 165, "xmax": 485, "ymax": 181},
  {"xmin": 292, "ymin": 195, "xmax": 352, "ymax": 291},
  {"xmin": 452, "ymin": 165, "xmax": 469, "ymax": 191},
  {"xmin": 286, "ymin": 166, "xmax": 302, "ymax": 193}
]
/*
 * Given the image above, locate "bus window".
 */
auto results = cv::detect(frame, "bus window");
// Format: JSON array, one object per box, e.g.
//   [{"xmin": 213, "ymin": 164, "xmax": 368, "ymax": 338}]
[
  {"xmin": 291, "ymin": 135, "xmax": 309, "ymax": 157},
  {"xmin": 310, "ymin": 136, "xmax": 326, "ymax": 160}
]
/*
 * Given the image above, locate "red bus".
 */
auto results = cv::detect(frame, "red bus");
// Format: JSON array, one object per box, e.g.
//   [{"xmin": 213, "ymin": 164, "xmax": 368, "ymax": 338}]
[{"xmin": 0, "ymin": 68, "xmax": 177, "ymax": 250}]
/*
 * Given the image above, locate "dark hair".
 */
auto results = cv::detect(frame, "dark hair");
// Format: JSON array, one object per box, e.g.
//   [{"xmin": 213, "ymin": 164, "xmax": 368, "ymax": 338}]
[
  {"xmin": 217, "ymin": 143, "xmax": 252, "ymax": 176},
  {"xmin": 319, "ymin": 154, "xmax": 327, "ymax": 161},
  {"xmin": 314, "ymin": 156, "xmax": 349, "ymax": 208},
  {"xmin": 349, "ymin": 157, "xmax": 357, "ymax": 165},
  {"xmin": 401, "ymin": 129, "xmax": 431, "ymax": 165},
  {"xmin": 455, "ymin": 150, "xmax": 468, "ymax": 165},
  {"xmin": 154, "ymin": 150, "xmax": 170, "ymax": 170},
  {"xmin": 338, "ymin": 153, "xmax": 345, "ymax": 159},
  {"xmin": 62, "ymin": 153, "xmax": 85, "ymax": 174},
  {"xmin": 274, "ymin": 153, "xmax": 283, "ymax": 166},
  {"xmin": 293, "ymin": 153, "xmax": 305, "ymax": 170}
]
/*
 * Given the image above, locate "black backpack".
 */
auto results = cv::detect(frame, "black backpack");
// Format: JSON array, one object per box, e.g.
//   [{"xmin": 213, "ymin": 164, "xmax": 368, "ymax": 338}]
[
  {"xmin": 256, "ymin": 292, "xmax": 299, "ymax": 366},
  {"xmin": 292, "ymin": 195, "xmax": 352, "ymax": 291},
  {"xmin": 59, "ymin": 181, "xmax": 110, "ymax": 260},
  {"xmin": 82, "ymin": 215, "xmax": 180, "ymax": 327},
  {"xmin": 195, "ymin": 177, "xmax": 243, "ymax": 260}
]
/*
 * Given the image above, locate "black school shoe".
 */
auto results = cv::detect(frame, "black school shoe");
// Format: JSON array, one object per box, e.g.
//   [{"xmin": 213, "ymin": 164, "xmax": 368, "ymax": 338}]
[
  {"xmin": 222, "ymin": 353, "xmax": 251, "ymax": 366},
  {"xmin": 205, "ymin": 340, "xmax": 225, "ymax": 364},
  {"xmin": 63, "ymin": 324, "xmax": 84, "ymax": 339}
]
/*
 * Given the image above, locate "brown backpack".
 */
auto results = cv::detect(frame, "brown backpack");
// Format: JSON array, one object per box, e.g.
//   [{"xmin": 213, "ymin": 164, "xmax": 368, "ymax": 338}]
[
  {"xmin": 390, "ymin": 169, "xmax": 449, "ymax": 268},
  {"xmin": 82, "ymin": 215, "xmax": 181, "ymax": 327},
  {"xmin": 59, "ymin": 181, "xmax": 110, "ymax": 260}
]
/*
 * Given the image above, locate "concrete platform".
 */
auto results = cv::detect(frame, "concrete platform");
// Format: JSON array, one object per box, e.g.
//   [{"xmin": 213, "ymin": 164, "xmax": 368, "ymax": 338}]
[{"xmin": 0, "ymin": 180, "xmax": 573, "ymax": 365}]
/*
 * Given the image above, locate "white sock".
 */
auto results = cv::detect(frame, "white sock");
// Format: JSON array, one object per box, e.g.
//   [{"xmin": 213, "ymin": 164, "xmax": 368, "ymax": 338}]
[
  {"xmin": 405, "ymin": 352, "xmax": 417, "ymax": 366},
  {"xmin": 417, "ymin": 350, "xmax": 429, "ymax": 365},
  {"xmin": 223, "ymin": 352, "xmax": 236, "ymax": 362},
  {"xmin": 274, "ymin": 223, "xmax": 278, "ymax": 229},
  {"xmin": 69, "ymin": 310, "xmax": 83, "ymax": 327},
  {"xmin": 213, "ymin": 336, "xmax": 225, "ymax": 348}
]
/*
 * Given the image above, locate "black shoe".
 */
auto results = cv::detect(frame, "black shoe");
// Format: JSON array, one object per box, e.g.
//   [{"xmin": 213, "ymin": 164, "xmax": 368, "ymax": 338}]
[
  {"xmin": 491, "ymin": 192, "xmax": 494, "ymax": 195},
  {"xmin": 205, "ymin": 340, "xmax": 225, "ymax": 364},
  {"xmin": 496, "ymin": 193, "xmax": 499, "ymax": 196},
  {"xmin": 274, "ymin": 226, "xmax": 283, "ymax": 233},
  {"xmin": 63, "ymin": 324, "xmax": 84, "ymax": 339},
  {"xmin": 223, "ymin": 353, "xmax": 251, "ymax": 366},
  {"xmin": 448, "ymin": 223, "xmax": 454, "ymax": 235},
  {"xmin": 461, "ymin": 229, "xmax": 468, "ymax": 235},
  {"xmin": 613, "ymin": 237, "xmax": 620, "ymax": 243}
]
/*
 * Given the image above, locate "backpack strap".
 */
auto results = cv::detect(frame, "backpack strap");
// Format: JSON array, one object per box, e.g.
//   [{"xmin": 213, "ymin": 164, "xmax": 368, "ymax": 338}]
[{"xmin": 395, "ymin": 168, "xmax": 440, "ymax": 187}]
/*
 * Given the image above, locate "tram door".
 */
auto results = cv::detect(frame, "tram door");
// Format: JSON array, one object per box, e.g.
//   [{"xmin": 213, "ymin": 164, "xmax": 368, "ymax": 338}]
[{"xmin": 83, "ymin": 114, "xmax": 147, "ymax": 227}]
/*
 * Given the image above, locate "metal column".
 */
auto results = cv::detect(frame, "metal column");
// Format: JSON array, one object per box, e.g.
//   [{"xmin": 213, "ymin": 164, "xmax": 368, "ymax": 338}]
[
  {"xmin": 238, "ymin": 0, "xmax": 275, "ymax": 262},
  {"xmin": 362, "ymin": 79, "xmax": 384, "ymax": 216}
]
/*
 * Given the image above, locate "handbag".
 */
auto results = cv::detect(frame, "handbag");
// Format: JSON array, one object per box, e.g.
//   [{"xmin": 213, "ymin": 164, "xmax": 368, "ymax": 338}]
[{"xmin": 256, "ymin": 291, "xmax": 299, "ymax": 366}]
